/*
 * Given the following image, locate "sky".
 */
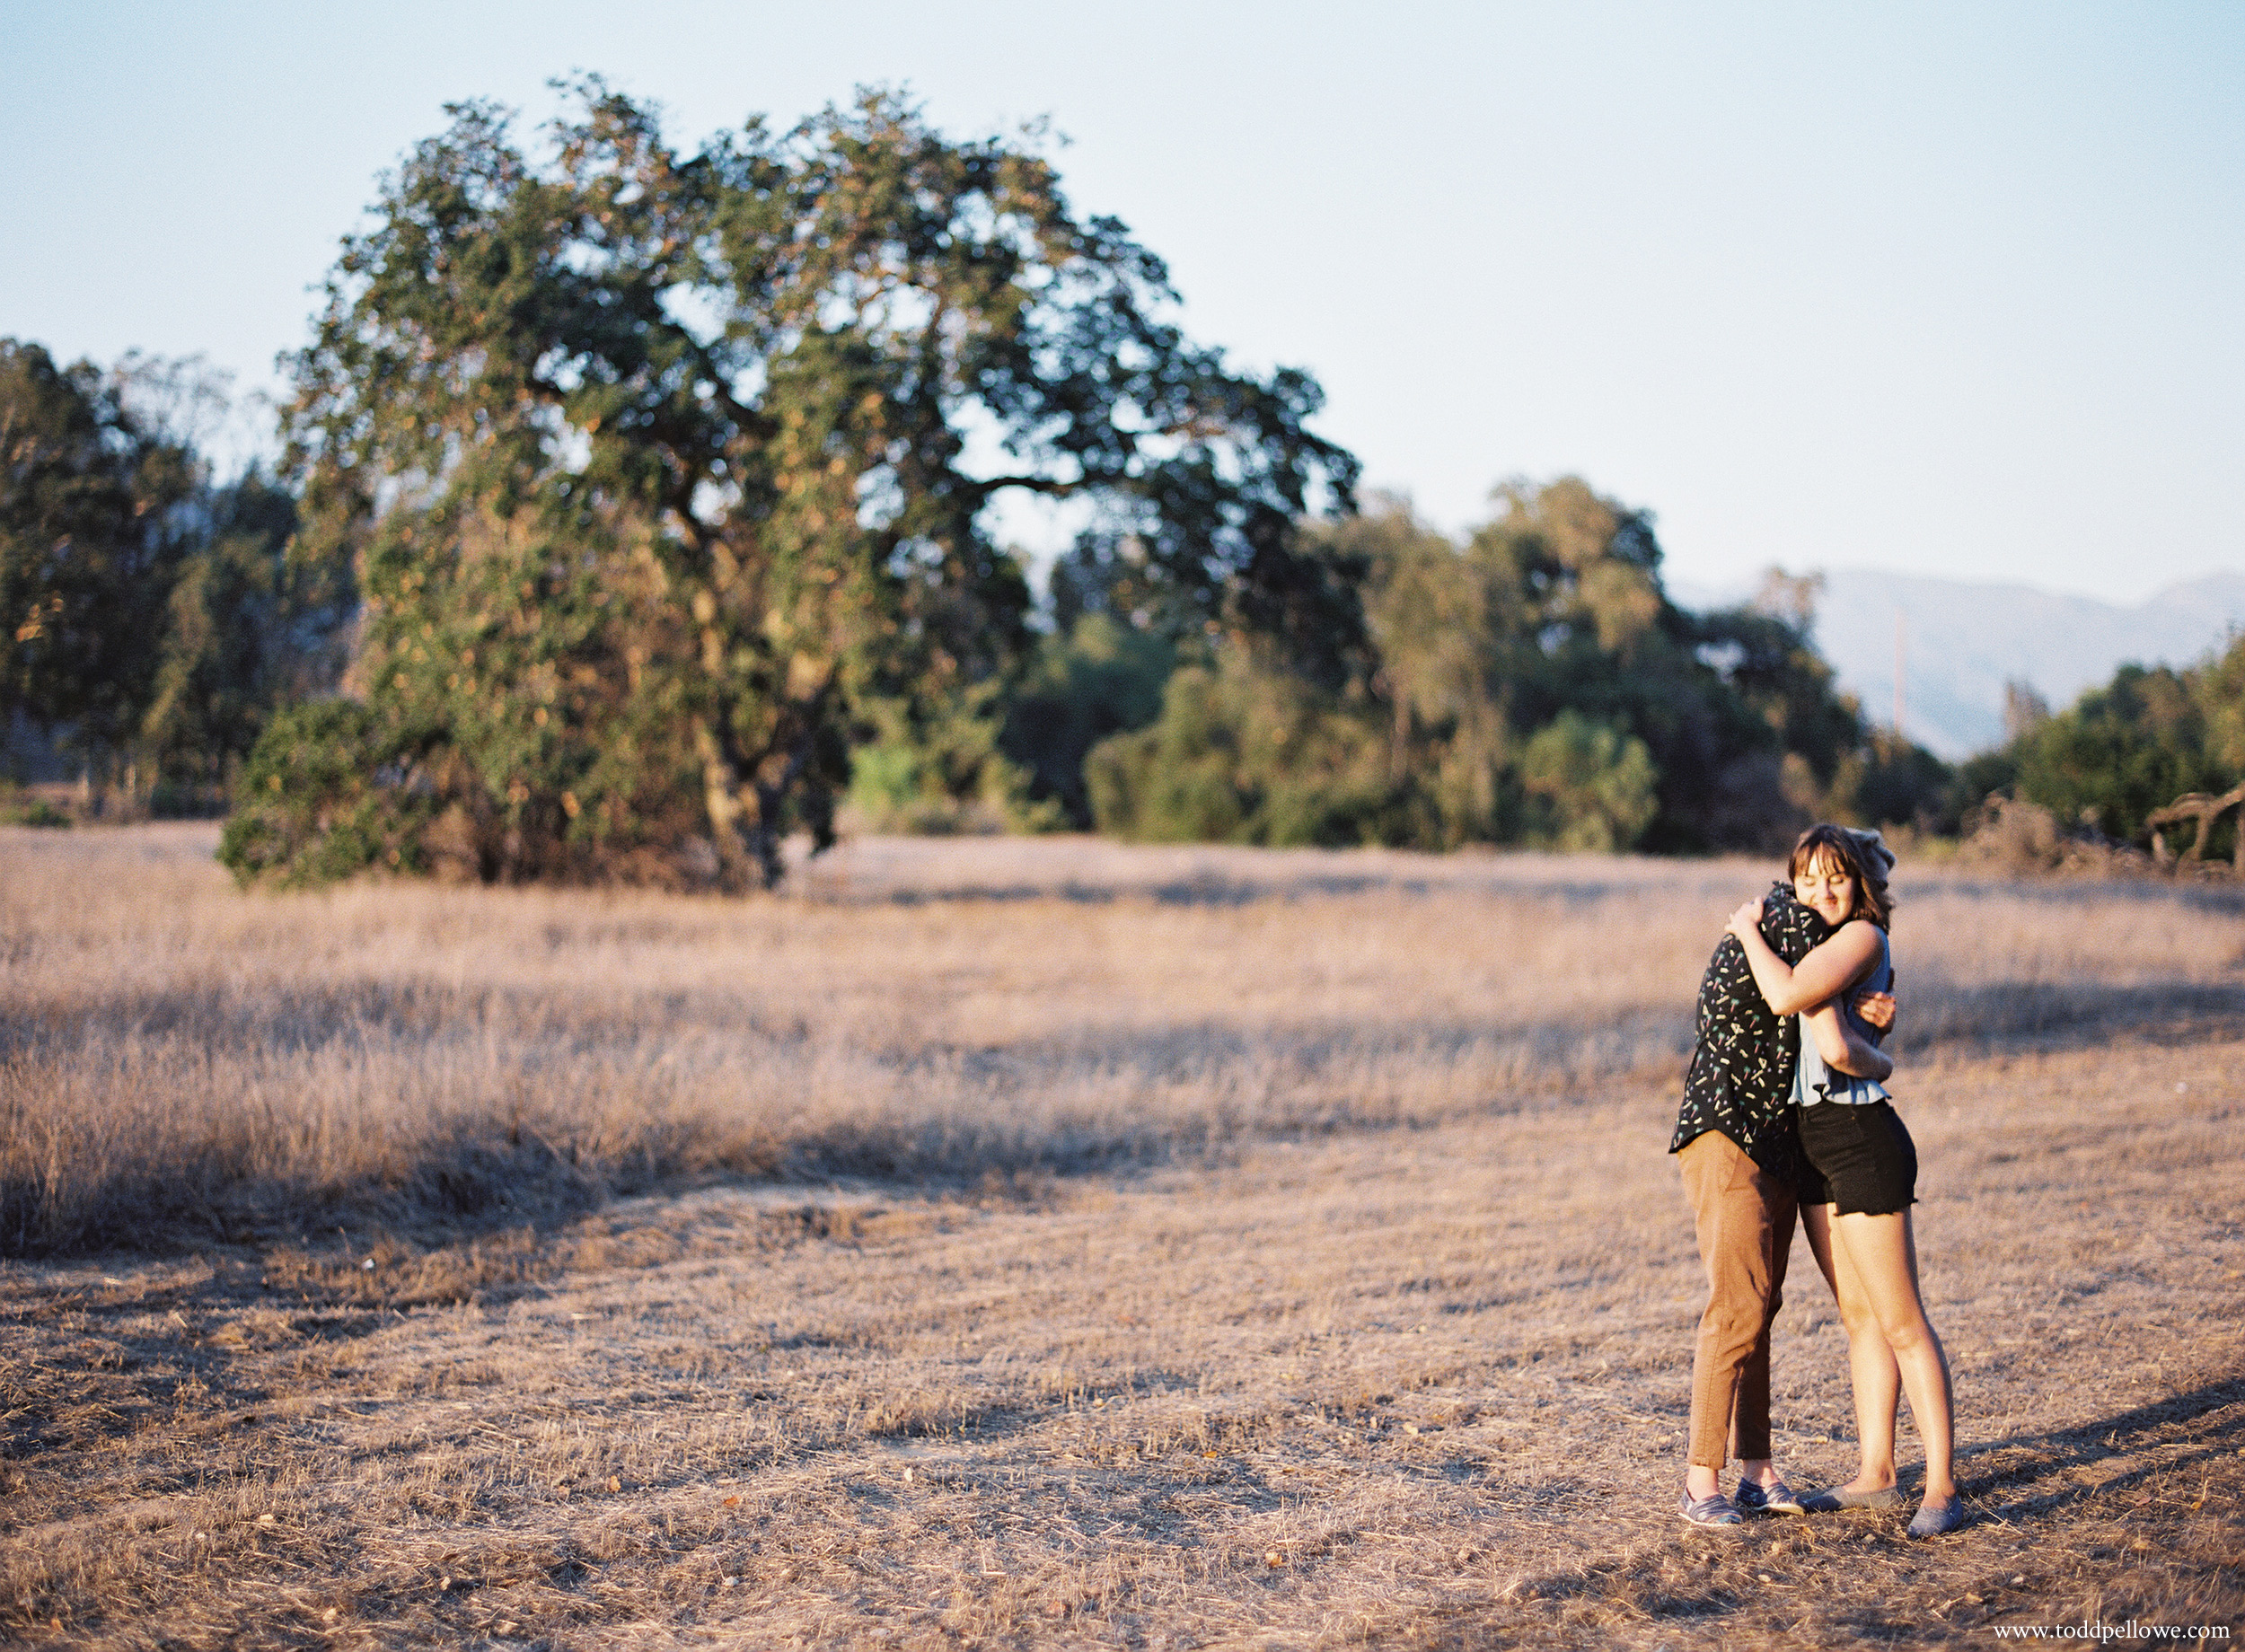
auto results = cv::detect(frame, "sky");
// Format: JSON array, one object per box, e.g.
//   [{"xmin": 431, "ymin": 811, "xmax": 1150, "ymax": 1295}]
[{"xmin": 4, "ymin": 1, "xmax": 2240, "ymax": 605}]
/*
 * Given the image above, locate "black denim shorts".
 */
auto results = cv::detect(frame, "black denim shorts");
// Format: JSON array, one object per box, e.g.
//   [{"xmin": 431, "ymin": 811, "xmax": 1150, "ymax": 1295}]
[{"xmin": 1796, "ymin": 1100, "xmax": 1917, "ymax": 1216}]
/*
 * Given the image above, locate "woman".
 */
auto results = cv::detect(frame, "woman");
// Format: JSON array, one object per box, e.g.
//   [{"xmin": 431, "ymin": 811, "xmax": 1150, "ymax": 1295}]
[{"xmin": 1725, "ymin": 824, "xmax": 1964, "ymax": 1538}]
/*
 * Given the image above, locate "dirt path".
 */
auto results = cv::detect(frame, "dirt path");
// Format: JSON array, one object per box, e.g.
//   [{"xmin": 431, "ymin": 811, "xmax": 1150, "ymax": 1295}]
[{"xmin": 4, "ymin": 1039, "xmax": 2241, "ymax": 1648}]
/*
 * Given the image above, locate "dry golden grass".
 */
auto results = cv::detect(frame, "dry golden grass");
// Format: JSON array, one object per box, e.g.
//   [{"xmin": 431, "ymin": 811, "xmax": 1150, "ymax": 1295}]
[{"xmin": 1, "ymin": 825, "xmax": 2241, "ymax": 1647}]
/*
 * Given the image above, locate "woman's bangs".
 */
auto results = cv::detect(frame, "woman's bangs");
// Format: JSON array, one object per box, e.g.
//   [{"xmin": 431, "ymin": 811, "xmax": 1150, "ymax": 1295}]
[{"xmin": 1792, "ymin": 840, "xmax": 1853, "ymax": 883}]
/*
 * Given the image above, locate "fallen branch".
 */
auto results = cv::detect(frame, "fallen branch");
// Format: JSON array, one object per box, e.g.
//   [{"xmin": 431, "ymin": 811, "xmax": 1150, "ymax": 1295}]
[{"xmin": 2144, "ymin": 782, "xmax": 2245, "ymax": 869}]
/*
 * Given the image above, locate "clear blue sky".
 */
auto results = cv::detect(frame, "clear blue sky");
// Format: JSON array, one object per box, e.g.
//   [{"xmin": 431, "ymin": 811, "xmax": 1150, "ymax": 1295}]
[{"xmin": 4, "ymin": 1, "xmax": 2239, "ymax": 603}]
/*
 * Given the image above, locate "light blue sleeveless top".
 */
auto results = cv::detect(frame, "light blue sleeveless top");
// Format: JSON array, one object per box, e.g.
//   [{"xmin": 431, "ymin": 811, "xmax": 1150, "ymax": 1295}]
[{"xmin": 1793, "ymin": 929, "xmax": 1891, "ymax": 1107}]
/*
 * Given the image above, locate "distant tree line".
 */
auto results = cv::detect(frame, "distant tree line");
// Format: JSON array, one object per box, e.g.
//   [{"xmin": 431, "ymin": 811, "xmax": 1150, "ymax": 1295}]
[
  {"xmin": 985, "ymin": 483, "xmax": 1924, "ymax": 856},
  {"xmin": 0, "ymin": 340, "xmax": 353, "ymax": 809},
  {"xmin": 1953, "ymin": 637, "xmax": 2245, "ymax": 862},
  {"xmin": 8, "ymin": 84, "xmax": 2232, "ymax": 878}
]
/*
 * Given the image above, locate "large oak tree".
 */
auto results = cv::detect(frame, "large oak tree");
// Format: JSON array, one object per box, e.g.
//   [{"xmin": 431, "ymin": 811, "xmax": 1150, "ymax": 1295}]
[{"xmin": 224, "ymin": 83, "xmax": 1357, "ymax": 887}]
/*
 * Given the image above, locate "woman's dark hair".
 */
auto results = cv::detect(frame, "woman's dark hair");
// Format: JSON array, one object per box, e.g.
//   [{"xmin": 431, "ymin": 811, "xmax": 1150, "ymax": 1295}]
[{"xmin": 1788, "ymin": 823, "xmax": 1894, "ymax": 929}]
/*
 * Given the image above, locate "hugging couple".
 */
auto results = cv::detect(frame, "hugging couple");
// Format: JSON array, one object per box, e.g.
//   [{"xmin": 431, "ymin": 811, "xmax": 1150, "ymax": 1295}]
[{"xmin": 1668, "ymin": 823, "xmax": 1965, "ymax": 1538}]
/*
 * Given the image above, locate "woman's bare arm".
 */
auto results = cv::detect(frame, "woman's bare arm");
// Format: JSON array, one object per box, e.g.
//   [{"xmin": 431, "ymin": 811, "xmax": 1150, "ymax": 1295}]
[
  {"xmin": 1725, "ymin": 902, "xmax": 1884, "ymax": 1016},
  {"xmin": 1804, "ymin": 1001, "xmax": 1894, "ymax": 1082}
]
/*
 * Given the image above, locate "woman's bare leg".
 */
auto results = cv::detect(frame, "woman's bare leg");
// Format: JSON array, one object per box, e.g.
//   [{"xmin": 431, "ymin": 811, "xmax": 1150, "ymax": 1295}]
[
  {"xmin": 1802, "ymin": 1201, "xmax": 1902, "ymax": 1491},
  {"xmin": 1829, "ymin": 1208, "xmax": 1956, "ymax": 1502}
]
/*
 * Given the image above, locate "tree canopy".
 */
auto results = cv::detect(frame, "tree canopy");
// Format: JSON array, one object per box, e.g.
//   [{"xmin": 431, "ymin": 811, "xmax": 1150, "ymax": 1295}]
[
  {"xmin": 1, "ymin": 340, "xmax": 197, "ymax": 756},
  {"xmin": 2, "ymin": 340, "xmax": 342, "ymax": 795},
  {"xmin": 1992, "ymin": 640, "xmax": 2245, "ymax": 855},
  {"xmin": 222, "ymin": 83, "xmax": 1358, "ymax": 888},
  {"xmin": 1083, "ymin": 483, "xmax": 1887, "ymax": 853}
]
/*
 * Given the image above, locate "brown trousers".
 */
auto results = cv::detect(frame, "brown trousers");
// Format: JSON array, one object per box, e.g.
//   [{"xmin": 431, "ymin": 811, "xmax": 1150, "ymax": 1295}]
[{"xmin": 1679, "ymin": 1130, "xmax": 1798, "ymax": 1469}]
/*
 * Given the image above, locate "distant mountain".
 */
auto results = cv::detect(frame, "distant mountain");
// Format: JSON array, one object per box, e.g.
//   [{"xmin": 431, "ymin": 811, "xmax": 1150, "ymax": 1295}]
[{"xmin": 1672, "ymin": 570, "xmax": 2245, "ymax": 760}]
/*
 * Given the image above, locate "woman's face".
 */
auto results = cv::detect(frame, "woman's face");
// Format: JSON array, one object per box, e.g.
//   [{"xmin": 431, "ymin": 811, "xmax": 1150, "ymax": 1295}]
[{"xmin": 1793, "ymin": 850, "xmax": 1858, "ymax": 927}]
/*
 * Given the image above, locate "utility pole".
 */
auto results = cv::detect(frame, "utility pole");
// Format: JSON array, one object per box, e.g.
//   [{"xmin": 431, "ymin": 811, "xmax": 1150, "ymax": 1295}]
[{"xmin": 1893, "ymin": 607, "xmax": 1906, "ymax": 746}]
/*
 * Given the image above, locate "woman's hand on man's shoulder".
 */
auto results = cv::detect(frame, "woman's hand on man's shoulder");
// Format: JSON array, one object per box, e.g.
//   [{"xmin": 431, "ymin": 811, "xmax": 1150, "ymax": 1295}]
[{"xmin": 1724, "ymin": 898, "xmax": 1766, "ymax": 943}]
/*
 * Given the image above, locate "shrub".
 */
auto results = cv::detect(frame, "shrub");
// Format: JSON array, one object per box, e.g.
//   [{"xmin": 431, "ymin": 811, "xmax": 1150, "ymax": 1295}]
[
  {"xmin": 999, "ymin": 615, "xmax": 1177, "ymax": 827},
  {"xmin": 1087, "ymin": 658, "xmax": 1427, "ymax": 848},
  {"xmin": 217, "ymin": 699, "xmax": 437, "ymax": 886},
  {"xmin": 1517, "ymin": 710, "xmax": 1659, "ymax": 852},
  {"xmin": 847, "ymin": 685, "xmax": 1061, "ymax": 836}
]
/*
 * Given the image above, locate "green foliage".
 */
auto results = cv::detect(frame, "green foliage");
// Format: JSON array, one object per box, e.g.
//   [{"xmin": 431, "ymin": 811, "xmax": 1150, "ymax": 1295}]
[
  {"xmin": 0, "ymin": 786, "xmax": 69, "ymax": 827},
  {"xmin": 1691, "ymin": 576, "xmax": 1862, "ymax": 795},
  {"xmin": 2012, "ymin": 661, "xmax": 2225, "ymax": 844},
  {"xmin": 1345, "ymin": 496, "xmax": 1512, "ymax": 845},
  {"xmin": 1362, "ymin": 486, "xmax": 1850, "ymax": 851},
  {"xmin": 847, "ymin": 682, "xmax": 1061, "ymax": 835},
  {"xmin": 1086, "ymin": 667, "xmax": 1243, "ymax": 842},
  {"xmin": 1944, "ymin": 744, "xmax": 2021, "ymax": 826},
  {"xmin": 0, "ymin": 340, "xmax": 197, "ymax": 755},
  {"xmin": 1087, "ymin": 656, "xmax": 1424, "ymax": 848},
  {"xmin": 142, "ymin": 471, "xmax": 352, "ymax": 786},
  {"xmin": 998, "ymin": 613, "xmax": 1176, "ymax": 827},
  {"xmin": 2197, "ymin": 637, "xmax": 2245, "ymax": 777},
  {"xmin": 1322, "ymin": 487, "xmax": 1874, "ymax": 852},
  {"xmin": 2, "ymin": 340, "xmax": 355, "ymax": 792},
  {"xmin": 1518, "ymin": 710, "xmax": 1659, "ymax": 851},
  {"xmin": 1841, "ymin": 733, "xmax": 1956, "ymax": 834},
  {"xmin": 1939, "ymin": 631, "xmax": 2245, "ymax": 858},
  {"xmin": 1082, "ymin": 482, "xmax": 1888, "ymax": 857},
  {"xmin": 217, "ymin": 700, "xmax": 439, "ymax": 886},
  {"xmin": 252, "ymin": 83, "xmax": 1356, "ymax": 888}
]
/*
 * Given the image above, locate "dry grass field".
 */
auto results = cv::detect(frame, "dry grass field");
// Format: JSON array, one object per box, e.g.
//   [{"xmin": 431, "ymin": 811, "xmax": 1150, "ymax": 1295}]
[{"xmin": 1, "ymin": 824, "xmax": 2241, "ymax": 1648}]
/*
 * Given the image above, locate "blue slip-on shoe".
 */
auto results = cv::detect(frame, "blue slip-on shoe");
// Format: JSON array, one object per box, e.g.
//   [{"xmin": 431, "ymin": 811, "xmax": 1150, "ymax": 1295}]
[
  {"xmin": 1735, "ymin": 1477, "xmax": 1805, "ymax": 1516},
  {"xmin": 1906, "ymin": 1495, "xmax": 1968, "ymax": 1537},
  {"xmin": 1679, "ymin": 1491, "xmax": 1743, "ymax": 1527}
]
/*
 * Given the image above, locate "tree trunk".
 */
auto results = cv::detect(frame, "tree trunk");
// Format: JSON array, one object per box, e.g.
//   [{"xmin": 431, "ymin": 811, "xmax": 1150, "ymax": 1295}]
[{"xmin": 691, "ymin": 717, "xmax": 760, "ymax": 890}]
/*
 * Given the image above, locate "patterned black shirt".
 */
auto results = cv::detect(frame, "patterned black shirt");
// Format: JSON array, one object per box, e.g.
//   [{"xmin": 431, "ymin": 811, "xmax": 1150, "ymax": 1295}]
[{"xmin": 1669, "ymin": 883, "xmax": 1832, "ymax": 1178}]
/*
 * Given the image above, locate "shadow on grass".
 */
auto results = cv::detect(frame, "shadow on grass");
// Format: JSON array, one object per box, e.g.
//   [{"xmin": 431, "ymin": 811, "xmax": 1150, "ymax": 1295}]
[
  {"xmin": 1959, "ymin": 1375, "xmax": 2245, "ymax": 1520},
  {"xmin": 4, "ymin": 954, "xmax": 2239, "ymax": 1267},
  {"xmin": 8, "ymin": 980, "xmax": 2243, "ymax": 1268},
  {"xmin": 1924, "ymin": 876, "xmax": 2245, "ymax": 918},
  {"xmin": 842, "ymin": 871, "xmax": 1694, "ymax": 911},
  {"xmin": 0, "ymin": 977, "xmax": 823, "ymax": 1059},
  {"xmin": 1399, "ymin": 1377, "xmax": 2245, "ymax": 1649},
  {"xmin": 1903, "ymin": 981, "xmax": 2245, "ymax": 1054},
  {"xmin": 10, "ymin": 964, "xmax": 2239, "ymax": 1076}
]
